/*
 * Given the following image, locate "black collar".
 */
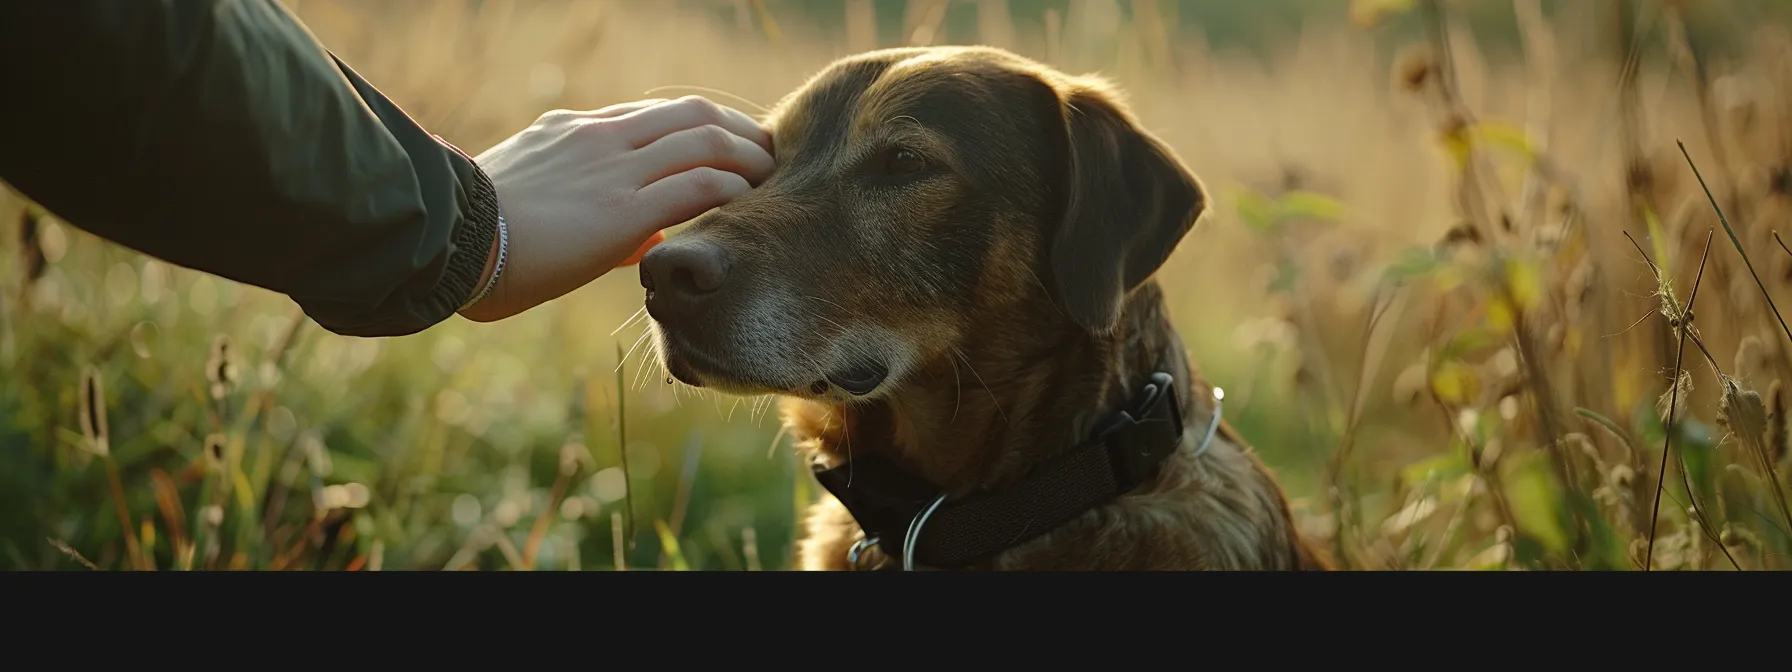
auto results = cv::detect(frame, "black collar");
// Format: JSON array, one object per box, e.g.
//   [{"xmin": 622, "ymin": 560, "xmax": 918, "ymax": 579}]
[{"xmin": 811, "ymin": 371, "xmax": 1214, "ymax": 571}]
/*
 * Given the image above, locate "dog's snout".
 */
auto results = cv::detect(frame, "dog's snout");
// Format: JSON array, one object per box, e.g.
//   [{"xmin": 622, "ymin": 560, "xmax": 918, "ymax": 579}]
[{"xmin": 641, "ymin": 237, "xmax": 731, "ymax": 321}]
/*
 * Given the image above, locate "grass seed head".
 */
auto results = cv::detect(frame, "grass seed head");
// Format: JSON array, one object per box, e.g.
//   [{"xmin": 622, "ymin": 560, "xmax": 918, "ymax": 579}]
[
  {"xmin": 1716, "ymin": 376, "xmax": 1770, "ymax": 462},
  {"xmin": 1657, "ymin": 370, "xmax": 1693, "ymax": 426},
  {"xmin": 78, "ymin": 365, "xmax": 108, "ymax": 456}
]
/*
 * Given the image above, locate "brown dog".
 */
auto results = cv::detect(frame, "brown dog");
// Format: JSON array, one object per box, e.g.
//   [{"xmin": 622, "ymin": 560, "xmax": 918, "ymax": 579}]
[{"xmin": 639, "ymin": 46, "xmax": 1328, "ymax": 571}]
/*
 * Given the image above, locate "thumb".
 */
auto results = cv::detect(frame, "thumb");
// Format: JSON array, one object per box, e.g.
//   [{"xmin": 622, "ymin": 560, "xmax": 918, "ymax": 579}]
[{"xmin": 615, "ymin": 229, "xmax": 665, "ymax": 268}]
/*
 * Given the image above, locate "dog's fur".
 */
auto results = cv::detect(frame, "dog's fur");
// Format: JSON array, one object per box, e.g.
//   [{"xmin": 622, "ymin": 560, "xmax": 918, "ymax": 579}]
[{"xmin": 641, "ymin": 46, "xmax": 1328, "ymax": 570}]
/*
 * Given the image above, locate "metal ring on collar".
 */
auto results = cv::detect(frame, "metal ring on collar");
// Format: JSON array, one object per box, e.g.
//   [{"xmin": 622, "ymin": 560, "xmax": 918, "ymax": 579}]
[
  {"xmin": 902, "ymin": 493, "xmax": 949, "ymax": 571},
  {"xmin": 847, "ymin": 535, "xmax": 881, "ymax": 570}
]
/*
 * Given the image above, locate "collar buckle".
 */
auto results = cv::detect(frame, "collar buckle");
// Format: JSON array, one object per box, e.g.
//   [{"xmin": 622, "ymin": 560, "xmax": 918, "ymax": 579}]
[{"xmin": 1103, "ymin": 371, "xmax": 1186, "ymax": 492}]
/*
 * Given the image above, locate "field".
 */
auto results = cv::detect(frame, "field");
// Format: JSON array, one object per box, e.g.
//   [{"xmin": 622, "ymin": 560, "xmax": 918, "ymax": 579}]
[{"xmin": 4, "ymin": 0, "xmax": 1792, "ymax": 571}]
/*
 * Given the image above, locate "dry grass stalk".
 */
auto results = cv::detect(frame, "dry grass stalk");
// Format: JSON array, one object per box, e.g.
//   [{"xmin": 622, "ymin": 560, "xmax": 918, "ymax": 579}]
[
  {"xmin": 1628, "ymin": 226, "xmax": 1737, "ymax": 569},
  {"xmin": 611, "ymin": 510, "xmax": 627, "ymax": 571},
  {"xmin": 1771, "ymin": 380, "xmax": 1788, "ymax": 464},
  {"xmin": 522, "ymin": 441, "xmax": 583, "ymax": 570},
  {"xmin": 47, "ymin": 538, "xmax": 98, "ymax": 570}
]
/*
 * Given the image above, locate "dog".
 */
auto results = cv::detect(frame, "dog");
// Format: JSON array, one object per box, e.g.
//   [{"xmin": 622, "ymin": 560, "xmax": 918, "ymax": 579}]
[{"xmin": 639, "ymin": 45, "xmax": 1329, "ymax": 571}]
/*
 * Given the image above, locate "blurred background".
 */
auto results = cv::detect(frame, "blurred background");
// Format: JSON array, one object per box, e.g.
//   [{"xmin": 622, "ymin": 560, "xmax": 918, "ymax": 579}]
[{"xmin": 5, "ymin": 0, "xmax": 1792, "ymax": 571}]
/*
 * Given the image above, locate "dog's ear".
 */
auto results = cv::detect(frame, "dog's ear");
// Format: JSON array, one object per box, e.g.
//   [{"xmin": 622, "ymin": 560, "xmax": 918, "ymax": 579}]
[{"xmin": 1046, "ymin": 81, "xmax": 1207, "ymax": 335}]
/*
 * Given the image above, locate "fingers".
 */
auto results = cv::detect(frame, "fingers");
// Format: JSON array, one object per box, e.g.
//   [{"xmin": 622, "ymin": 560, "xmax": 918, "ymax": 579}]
[
  {"xmin": 633, "ymin": 167, "xmax": 751, "ymax": 231},
  {"xmin": 590, "ymin": 99, "xmax": 668, "ymax": 119},
  {"xmin": 613, "ymin": 96, "xmax": 773, "ymax": 155},
  {"xmin": 615, "ymin": 230, "xmax": 665, "ymax": 268},
  {"xmin": 633, "ymin": 124, "xmax": 776, "ymax": 187},
  {"xmin": 532, "ymin": 99, "xmax": 667, "ymax": 125}
]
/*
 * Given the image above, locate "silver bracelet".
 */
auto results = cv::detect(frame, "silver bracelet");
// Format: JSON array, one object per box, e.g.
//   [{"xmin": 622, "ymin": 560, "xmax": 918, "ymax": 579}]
[{"xmin": 460, "ymin": 211, "xmax": 508, "ymax": 312}]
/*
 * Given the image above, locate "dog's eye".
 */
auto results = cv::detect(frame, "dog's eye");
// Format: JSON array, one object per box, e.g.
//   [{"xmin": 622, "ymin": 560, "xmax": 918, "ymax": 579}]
[{"xmin": 883, "ymin": 147, "xmax": 926, "ymax": 175}]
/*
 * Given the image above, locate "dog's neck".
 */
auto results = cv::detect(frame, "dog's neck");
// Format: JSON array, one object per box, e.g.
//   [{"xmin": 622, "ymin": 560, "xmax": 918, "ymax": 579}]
[{"xmin": 836, "ymin": 281, "xmax": 1196, "ymax": 496}]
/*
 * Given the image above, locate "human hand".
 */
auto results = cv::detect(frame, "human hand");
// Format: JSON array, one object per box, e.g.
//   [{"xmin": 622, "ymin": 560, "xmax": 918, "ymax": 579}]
[{"xmin": 458, "ymin": 96, "xmax": 774, "ymax": 323}]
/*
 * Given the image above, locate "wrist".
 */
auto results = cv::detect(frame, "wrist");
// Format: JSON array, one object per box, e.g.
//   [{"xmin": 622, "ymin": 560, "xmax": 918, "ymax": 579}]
[
  {"xmin": 457, "ymin": 209, "xmax": 509, "ymax": 321},
  {"xmin": 440, "ymin": 139, "xmax": 510, "ymax": 324}
]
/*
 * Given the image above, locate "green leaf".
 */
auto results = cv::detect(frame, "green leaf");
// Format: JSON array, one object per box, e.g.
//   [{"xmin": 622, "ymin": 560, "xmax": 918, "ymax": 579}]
[
  {"xmin": 1642, "ymin": 203, "xmax": 1671, "ymax": 273},
  {"xmin": 652, "ymin": 519, "xmax": 689, "ymax": 571},
  {"xmin": 1507, "ymin": 532, "xmax": 1549, "ymax": 569},
  {"xmin": 1232, "ymin": 186, "xmax": 1347, "ymax": 233},
  {"xmin": 1503, "ymin": 256, "xmax": 1544, "ymax": 313},
  {"xmin": 1469, "ymin": 122, "xmax": 1539, "ymax": 164},
  {"xmin": 1575, "ymin": 407, "xmax": 1637, "ymax": 456},
  {"xmin": 1277, "ymin": 190, "xmax": 1346, "ymax": 222},
  {"xmin": 1439, "ymin": 324, "xmax": 1506, "ymax": 362},
  {"xmin": 1235, "ymin": 189, "xmax": 1281, "ymax": 232},
  {"xmin": 1400, "ymin": 453, "xmax": 1471, "ymax": 488},
  {"xmin": 1678, "ymin": 419, "xmax": 1717, "ymax": 503},
  {"xmin": 1429, "ymin": 360, "xmax": 1480, "ymax": 406},
  {"xmin": 1502, "ymin": 450, "xmax": 1570, "ymax": 557},
  {"xmin": 1634, "ymin": 397, "xmax": 1666, "ymax": 447},
  {"xmin": 1383, "ymin": 246, "xmax": 1441, "ymax": 283}
]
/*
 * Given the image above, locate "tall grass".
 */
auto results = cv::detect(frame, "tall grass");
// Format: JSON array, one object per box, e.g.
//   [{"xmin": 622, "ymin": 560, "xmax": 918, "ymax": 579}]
[{"xmin": 3, "ymin": 0, "xmax": 1790, "ymax": 570}]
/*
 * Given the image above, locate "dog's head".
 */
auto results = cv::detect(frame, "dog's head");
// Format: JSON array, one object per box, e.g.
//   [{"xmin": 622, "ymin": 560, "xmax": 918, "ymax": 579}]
[{"xmin": 641, "ymin": 46, "xmax": 1207, "ymax": 401}]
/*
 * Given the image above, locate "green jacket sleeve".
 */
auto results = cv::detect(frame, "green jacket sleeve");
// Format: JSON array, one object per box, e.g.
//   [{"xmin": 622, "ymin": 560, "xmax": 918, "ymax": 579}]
[{"xmin": 0, "ymin": 0, "xmax": 501, "ymax": 337}]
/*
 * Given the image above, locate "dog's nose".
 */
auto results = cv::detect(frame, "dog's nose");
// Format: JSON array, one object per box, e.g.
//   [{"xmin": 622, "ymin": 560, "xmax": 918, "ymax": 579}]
[{"xmin": 640, "ymin": 237, "xmax": 730, "ymax": 318}]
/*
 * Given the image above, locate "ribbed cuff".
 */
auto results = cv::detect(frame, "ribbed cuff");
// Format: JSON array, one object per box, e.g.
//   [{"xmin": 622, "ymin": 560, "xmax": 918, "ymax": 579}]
[{"xmin": 435, "ymin": 138, "xmax": 502, "ymax": 314}]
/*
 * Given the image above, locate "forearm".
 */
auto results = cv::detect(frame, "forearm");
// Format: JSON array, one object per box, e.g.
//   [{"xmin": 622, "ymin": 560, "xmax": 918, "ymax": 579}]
[{"xmin": 0, "ymin": 0, "xmax": 499, "ymax": 337}]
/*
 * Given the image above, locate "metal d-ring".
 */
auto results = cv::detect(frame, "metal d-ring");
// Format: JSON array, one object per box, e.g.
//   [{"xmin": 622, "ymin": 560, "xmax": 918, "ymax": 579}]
[
  {"xmin": 847, "ymin": 535, "xmax": 881, "ymax": 570},
  {"xmin": 1194, "ymin": 386, "xmax": 1225, "ymax": 458},
  {"xmin": 902, "ymin": 493, "xmax": 949, "ymax": 571}
]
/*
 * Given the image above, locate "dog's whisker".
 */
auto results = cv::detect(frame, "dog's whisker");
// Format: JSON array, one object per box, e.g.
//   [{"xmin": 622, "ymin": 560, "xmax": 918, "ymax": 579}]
[
  {"xmin": 617, "ymin": 327, "xmax": 653, "ymax": 374},
  {"xmin": 634, "ymin": 333, "xmax": 665, "ymax": 392},
  {"xmin": 840, "ymin": 409, "xmax": 855, "ymax": 486},
  {"xmin": 951, "ymin": 347, "xmax": 1007, "ymax": 422},
  {"xmin": 629, "ymin": 330, "xmax": 653, "ymax": 389},
  {"xmin": 816, "ymin": 407, "xmax": 851, "ymax": 485},
  {"xmin": 765, "ymin": 421, "xmax": 792, "ymax": 460},
  {"xmin": 631, "ymin": 340, "xmax": 655, "ymax": 391},
  {"xmin": 948, "ymin": 353, "xmax": 963, "ymax": 425},
  {"xmin": 1020, "ymin": 266, "xmax": 1067, "ymax": 321},
  {"xmin": 802, "ymin": 297, "xmax": 852, "ymax": 339},
  {"xmin": 609, "ymin": 306, "xmax": 648, "ymax": 336}
]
